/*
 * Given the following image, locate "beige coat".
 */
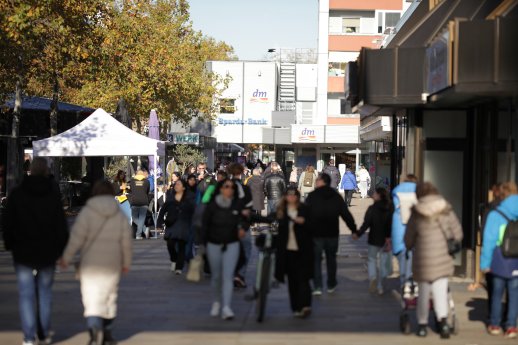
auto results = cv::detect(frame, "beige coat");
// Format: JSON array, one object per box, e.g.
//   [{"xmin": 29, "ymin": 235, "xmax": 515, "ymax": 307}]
[
  {"xmin": 404, "ymin": 195, "xmax": 463, "ymax": 283},
  {"xmin": 62, "ymin": 195, "xmax": 132, "ymax": 318},
  {"xmin": 298, "ymin": 171, "xmax": 317, "ymax": 196}
]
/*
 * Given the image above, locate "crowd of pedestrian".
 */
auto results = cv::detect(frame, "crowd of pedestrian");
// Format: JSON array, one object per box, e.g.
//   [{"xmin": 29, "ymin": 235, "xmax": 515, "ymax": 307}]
[{"xmin": 3, "ymin": 156, "xmax": 518, "ymax": 344}]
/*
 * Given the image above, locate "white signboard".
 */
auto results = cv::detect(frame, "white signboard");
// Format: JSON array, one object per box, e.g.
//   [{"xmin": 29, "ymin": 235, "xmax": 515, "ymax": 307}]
[{"xmin": 291, "ymin": 125, "xmax": 325, "ymax": 143}]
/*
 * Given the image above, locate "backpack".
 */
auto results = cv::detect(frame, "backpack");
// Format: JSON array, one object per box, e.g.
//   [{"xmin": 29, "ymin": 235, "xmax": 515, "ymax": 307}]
[
  {"xmin": 303, "ymin": 172, "xmax": 313, "ymax": 188},
  {"xmin": 495, "ymin": 209, "xmax": 518, "ymax": 258}
]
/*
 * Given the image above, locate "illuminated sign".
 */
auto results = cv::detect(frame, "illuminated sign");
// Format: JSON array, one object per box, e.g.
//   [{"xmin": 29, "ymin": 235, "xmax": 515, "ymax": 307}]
[{"xmin": 168, "ymin": 133, "xmax": 199, "ymax": 145}]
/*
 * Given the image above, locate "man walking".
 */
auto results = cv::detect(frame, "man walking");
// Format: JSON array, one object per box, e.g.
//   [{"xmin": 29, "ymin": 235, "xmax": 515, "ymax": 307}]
[
  {"xmin": 340, "ymin": 167, "xmax": 358, "ymax": 207},
  {"xmin": 305, "ymin": 173, "xmax": 357, "ymax": 295},
  {"xmin": 322, "ymin": 159, "xmax": 341, "ymax": 189},
  {"xmin": 3, "ymin": 157, "xmax": 69, "ymax": 345},
  {"xmin": 129, "ymin": 170, "xmax": 150, "ymax": 239},
  {"xmin": 263, "ymin": 162, "xmax": 286, "ymax": 214}
]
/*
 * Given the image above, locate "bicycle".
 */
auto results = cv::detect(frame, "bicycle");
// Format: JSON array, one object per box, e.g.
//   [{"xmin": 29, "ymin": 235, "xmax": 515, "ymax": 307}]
[{"xmin": 247, "ymin": 221, "xmax": 278, "ymax": 323}]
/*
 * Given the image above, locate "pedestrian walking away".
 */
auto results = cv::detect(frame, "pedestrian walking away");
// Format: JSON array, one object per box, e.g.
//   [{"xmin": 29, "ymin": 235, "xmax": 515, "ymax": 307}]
[
  {"xmin": 340, "ymin": 167, "xmax": 357, "ymax": 207},
  {"xmin": 2, "ymin": 157, "xmax": 69, "ymax": 345},
  {"xmin": 322, "ymin": 159, "xmax": 341, "ymax": 190},
  {"xmin": 264, "ymin": 162, "xmax": 286, "ymax": 215},
  {"xmin": 305, "ymin": 173, "xmax": 357, "ymax": 296},
  {"xmin": 199, "ymin": 179, "xmax": 248, "ymax": 320},
  {"xmin": 59, "ymin": 180, "xmax": 132, "ymax": 345},
  {"xmin": 298, "ymin": 165, "xmax": 317, "ymax": 201},
  {"xmin": 128, "ymin": 170, "xmax": 150, "ymax": 239},
  {"xmin": 404, "ymin": 182, "xmax": 463, "ymax": 339},
  {"xmin": 354, "ymin": 187, "xmax": 393, "ymax": 295},
  {"xmin": 391, "ymin": 174, "xmax": 418, "ymax": 289},
  {"xmin": 274, "ymin": 187, "xmax": 314, "ymax": 318},
  {"xmin": 357, "ymin": 165, "xmax": 370, "ymax": 199},
  {"xmin": 480, "ymin": 182, "xmax": 518, "ymax": 338},
  {"xmin": 157, "ymin": 180, "xmax": 195, "ymax": 275}
]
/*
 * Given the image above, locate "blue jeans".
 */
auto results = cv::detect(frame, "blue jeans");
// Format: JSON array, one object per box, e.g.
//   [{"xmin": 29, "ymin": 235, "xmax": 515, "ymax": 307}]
[
  {"xmin": 491, "ymin": 276, "xmax": 518, "ymax": 328},
  {"xmin": 131, "ymin": 206, "xmax": 148, "ymax": 238},
  {"xmin": 396, "ymin": 250, "xmax": 413, "ymax": 287},
  {"xmin": 368, "ymin": 245, "xmax": 386, "ymax": 290},
  {"xmin": 207, "ymin": 242, "xmax": 240, "ymax": 308},
  {"xmin": 267, "ymin": 199, "xmax": 279, "ymax": 215},
  {"xmin": 15, "ymin": 264, "xmax": 55, "ymax": 342},
  {"xmin": 237, "ymin": 231, "xmax": 252, "ymax": 278},
  {"xmin": 313, "ymin": 237, "xmax": 339, "ymax": 290}
]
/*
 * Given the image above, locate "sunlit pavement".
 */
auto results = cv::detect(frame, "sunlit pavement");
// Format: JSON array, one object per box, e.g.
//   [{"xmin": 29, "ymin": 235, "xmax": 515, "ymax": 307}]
[{"xmin": 0, "ymin": 194, "xmax": 504, "ymax": 344}]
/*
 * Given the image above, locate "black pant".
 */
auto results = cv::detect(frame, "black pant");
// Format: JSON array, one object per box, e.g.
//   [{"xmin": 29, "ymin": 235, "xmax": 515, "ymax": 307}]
[
  {"xmin": 345, "ymin": 190, "xmax": 354, "ymax": 206},
  {"xmin": 166, "ymin": 239, "xmax": 186, "ymax": 270},
  {"xmin": 286, "ymin": 251, "xmax": 312, "ymax": 312}
]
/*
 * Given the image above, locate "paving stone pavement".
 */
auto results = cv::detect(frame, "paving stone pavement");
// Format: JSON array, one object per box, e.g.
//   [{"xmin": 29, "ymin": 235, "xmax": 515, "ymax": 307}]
[{"xmin": 0, "ymin": 194, "xmax": 504, "ymax": 344}]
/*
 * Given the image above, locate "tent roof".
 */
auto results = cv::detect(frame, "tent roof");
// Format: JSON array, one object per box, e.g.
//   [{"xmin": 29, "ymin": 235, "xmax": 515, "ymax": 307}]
[
  {"xmin": 5, "ymin": 95, "xmax": 94, "ymax": 113},
  {"xmin": 33, "ymin": 108, "xmax": 165, "ymax": 157}
]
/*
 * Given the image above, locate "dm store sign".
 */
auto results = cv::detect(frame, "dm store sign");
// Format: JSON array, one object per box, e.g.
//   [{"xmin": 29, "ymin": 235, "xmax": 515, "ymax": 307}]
[
  {"xmin": 249, "ymin": 89, "xmax": 269, "ymax": 104},
  {"xmin": 291, "ymin": 125, "xmax": 324, "ymax": 143}
]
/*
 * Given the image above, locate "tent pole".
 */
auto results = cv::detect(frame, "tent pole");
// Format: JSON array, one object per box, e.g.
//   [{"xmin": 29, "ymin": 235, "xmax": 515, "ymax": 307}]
[{"xmin": 154, "ymin": 154, "xmax": 158, "ymax": 239}]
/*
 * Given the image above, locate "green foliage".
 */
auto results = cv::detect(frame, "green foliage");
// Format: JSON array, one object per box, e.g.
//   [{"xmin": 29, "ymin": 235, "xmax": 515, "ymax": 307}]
[{"xmin": 172, "ymin": 144, "xmax": 205, "ymax": 173}]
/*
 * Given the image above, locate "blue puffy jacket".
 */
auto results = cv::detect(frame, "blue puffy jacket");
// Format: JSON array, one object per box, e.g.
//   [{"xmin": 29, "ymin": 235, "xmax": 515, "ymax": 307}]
[
  {"xmin": 481, "ymin": 195, "xmax": 518, "ymax": 276},
  {"xmin": 340, "ymin": 171, "xmax": 357, "ymax": 191},
  {"xmin": 391, "ymin": 181, "xmax": 417, "ymax": 255}
]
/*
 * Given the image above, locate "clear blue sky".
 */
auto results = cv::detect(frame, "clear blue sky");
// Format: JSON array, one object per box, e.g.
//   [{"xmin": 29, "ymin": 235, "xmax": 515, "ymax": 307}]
[{"xmin": 188, "ymin": 0, "xmax": 318, "ymax": 60}]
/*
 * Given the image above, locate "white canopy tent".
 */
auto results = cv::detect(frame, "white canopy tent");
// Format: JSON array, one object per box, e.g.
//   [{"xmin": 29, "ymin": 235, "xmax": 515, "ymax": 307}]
[{"xmin": 33, "ymin": 108, "xmax": 166, "ymax": 237}]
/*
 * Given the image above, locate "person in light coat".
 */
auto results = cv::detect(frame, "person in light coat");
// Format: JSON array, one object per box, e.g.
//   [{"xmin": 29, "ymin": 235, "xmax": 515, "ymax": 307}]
[
  {"xmin": 357, "ymin": 165, "xmax": 371, "ymax": 198},
  {"xmin": 298, "ymin": 165, "xmax": 317, "ymax": 200},
  {"xmin": 60, "ymin": 181, "xmax": 132, "ymax": 345}
]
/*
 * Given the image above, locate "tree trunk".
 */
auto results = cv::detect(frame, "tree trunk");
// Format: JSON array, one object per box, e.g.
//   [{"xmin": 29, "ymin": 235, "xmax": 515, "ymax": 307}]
[
  {"xmin": 50, "ymin": 74, "xmax": 61, "ymax": 180},
  {"xmin": 6, "ymin": 74, "xmax": 24, "ymax": 194}
]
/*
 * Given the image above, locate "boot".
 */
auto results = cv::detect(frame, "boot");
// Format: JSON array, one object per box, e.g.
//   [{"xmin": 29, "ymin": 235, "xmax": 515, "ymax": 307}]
[
  {"xmin": 439, "ymin": 318, "xmax": 450, "ymax": 339},
  {"xmin": 416, "ymin": 324, "xmax": 427, "ymax": 337},
  {"xmin": 102, "ymin": 330, "xmax": 117, "ymax": 345},
  {"xmin": 88, "ymin": 328, "xmax": 101, "ymax": 345}
]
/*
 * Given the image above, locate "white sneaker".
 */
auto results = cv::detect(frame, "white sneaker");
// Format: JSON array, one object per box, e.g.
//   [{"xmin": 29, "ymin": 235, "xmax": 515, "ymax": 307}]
[
  {"xmin": 170, "ymin": 262, "xmax": 176, "ymax": 272},
  {"xmin": 377, "ymin": 287, "xmax": 384, "ymax": 295},
  {"xmin": 210, "ymin": 302, "xmax": 221, "ymax": 317},
  {"xmin": 175, "ymin": 269, "xmax": 182, "ymax": 275},
  {"xmin": 22, "ymin": 341, "xmax": 36, "ymax": 345},
  {"xmin": 221, "ymin": 306, "xmax": 235, "ymax": 320}
]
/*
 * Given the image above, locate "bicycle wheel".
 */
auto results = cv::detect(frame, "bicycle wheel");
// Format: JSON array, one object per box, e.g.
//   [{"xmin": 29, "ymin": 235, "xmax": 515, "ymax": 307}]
[{"xmin": 256, "ymin": 255, "xmax": 271, "ymax": 322}]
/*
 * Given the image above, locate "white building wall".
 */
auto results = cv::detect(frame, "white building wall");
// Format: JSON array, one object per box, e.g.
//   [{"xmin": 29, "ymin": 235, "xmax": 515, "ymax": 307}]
[{"xmin": 316, "ymin": 0, "xmax": 329, "ymax": 126}]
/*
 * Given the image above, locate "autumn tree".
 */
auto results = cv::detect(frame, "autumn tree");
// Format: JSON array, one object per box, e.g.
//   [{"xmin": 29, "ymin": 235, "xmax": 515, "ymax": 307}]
[{"xmin": 66, "ymin": 0, "xmax": 234, "ymax": 135}]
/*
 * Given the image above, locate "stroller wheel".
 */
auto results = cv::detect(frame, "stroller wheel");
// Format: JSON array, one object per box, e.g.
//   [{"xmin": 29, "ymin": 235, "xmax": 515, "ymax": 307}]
[{"xmin": 400, "ymin": 313, "xmax": 411, "ymax": 334}]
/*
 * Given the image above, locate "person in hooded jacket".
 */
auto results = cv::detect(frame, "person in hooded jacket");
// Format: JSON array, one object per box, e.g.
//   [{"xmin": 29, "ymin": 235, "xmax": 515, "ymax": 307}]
[
  {"xmin": 3, "ymin": 158, "xmax": 69, "ymax": 345},
  {"xmin": 354, "ymin": 187, "xmax": 393, "ymax": 295},
  {"xmin": 157, "ymin": 179, "xmax": 195, "ymax": 275},
  {"xmin": 340, "ymin": 167, "xmax": 357, "ymax": 207},
  {"xmin": 404, "ymin": 182, "xmax": 463, "ymax": 339},
  {"xmin": 274, "ymin": 187, "xmax": 314, "ymax": 318},
  {"xmin": 322, "ymin": 159, "xmax": 341, "ymax": 189},
  {"xmin": 199, "ymin": 178, "xmax": 247, "ymax": 320},
  {"xmin": 305, "ymin": 173, "xmax": 357, "ymax": 296},
  {"xmin": 481, "ymin": 182, "xmax": 518, "ymax": 338},
  {"xmin": 60, "ymin": 180, "xmax": 132, "ymax": 345},
  {"xmin": 128, "ymin": 170, "xmax": 150, "ymax": 239}
]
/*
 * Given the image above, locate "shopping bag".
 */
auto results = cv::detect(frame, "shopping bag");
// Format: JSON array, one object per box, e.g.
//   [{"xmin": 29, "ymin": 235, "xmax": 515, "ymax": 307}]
[{"xmin": 186, "ymin": 254, "xmax": 204, "ymax": 282}]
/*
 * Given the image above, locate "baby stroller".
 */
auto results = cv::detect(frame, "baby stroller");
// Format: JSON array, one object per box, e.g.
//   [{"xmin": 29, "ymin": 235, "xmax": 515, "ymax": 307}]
[{"xmin": 399, "ymin": 279, "xmax": 459, "ymax": 335}]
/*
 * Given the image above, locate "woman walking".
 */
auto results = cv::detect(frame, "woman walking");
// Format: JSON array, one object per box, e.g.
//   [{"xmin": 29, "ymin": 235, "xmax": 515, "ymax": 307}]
[
  {"xmin": 354, "ymin": 187, "xmax": 392, "ymax": 295},
  {"xmin": 60, "ymin": 181, "xmax": 132, "ymax": 345},
  {"xmin": 298, "ymin": 165, "xmax": 317, "ymax": 200},
  {"xmin": 274, "ymin": 187, "xmax": 313, "ymax": 318},
  {"xmin": 158, "ymin": 180, "xmax": 195, "ymax": 274},
  {"xmin": 404, "ymin": 182, "xmax": 463, "ymax": 338},
  {"xmin": 481, "ymin": 182, "xmax": 518, "ymax": 338},
  {"xmin": 200, "ymin": 179, "xmax": 246, "ymax": 320}
]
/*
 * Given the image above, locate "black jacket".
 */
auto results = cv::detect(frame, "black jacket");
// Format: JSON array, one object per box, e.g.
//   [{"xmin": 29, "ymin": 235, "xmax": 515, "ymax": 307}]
[
  {"xmin": 274, "ymin": 204, "xmax": 314, "ymax": 283},
  {"xmin": 234, "ymin": 178, "xmax": 253, "ymax": 210},
  {"xmin": 305, "ymin": 186, "xmax": 357, "ymax": 237},
  {"xmin": 200, "ymin": 198, "xmax": 245, "ymax": 245},
  {"xmin": 358, "ymin": 200, "xmax": 393, "ymax": 247},
  {"xmin": 157, "ymin": 193, "xmax": 195, "ymax": 241},
  {"xmin": 2, "ymin": 175, "xmax": 69, "ymax": 268},
  {"xmin": 128, "ymin": 175, "xmax": 150, "ymax": 206},
  {"xmin": 264, "ymin": 172, "xmax": 286, "ymax": 201},
  {"xmin": 322, "ymin": 165, "xmax": 341, "ymax": 189}
]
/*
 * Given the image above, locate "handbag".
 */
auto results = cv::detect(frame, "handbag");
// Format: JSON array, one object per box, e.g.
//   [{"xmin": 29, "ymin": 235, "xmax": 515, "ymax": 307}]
[
  {"xmin": 73, "ymin": 214, "xmax": 110, "ymax": 279},
  {"xmin": 186, "ymin": 254, "xmax": 204, "ymax": 282},
  {"xmin": 437, "ymin": 215, "xmax": 461, "ymax": 256}
]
